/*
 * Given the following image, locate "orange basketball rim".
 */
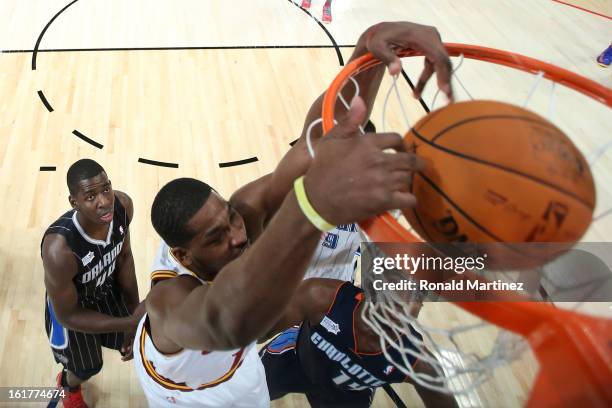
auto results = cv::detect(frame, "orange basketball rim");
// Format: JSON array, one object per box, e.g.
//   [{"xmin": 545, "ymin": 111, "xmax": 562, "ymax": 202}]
[{"xmin": 321, "ymin": 44, "xmax": 612, "ymax": 407}]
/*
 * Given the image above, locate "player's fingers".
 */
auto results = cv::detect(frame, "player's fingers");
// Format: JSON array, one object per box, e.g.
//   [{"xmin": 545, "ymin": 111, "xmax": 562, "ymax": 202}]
[
  {"xmin": 387, "ymin": 190, "xmax": 418, "ymax": 210},
  {"xmin": 370, "ymin": 38, "xmax": 402, "ymax": 75},
  {"xmin": 385, "ymin": 170, "xmax": 413, "ymax": 192},
  {"xmin": 331, "ymin": 96, "xmax": 368, "ymax": 138},
  {"xmin": 385, "ymin": 152, "xmax": 426, "ymax": 172},
  {"xmin": 366, "ymin": 132, "xmax": 405, "ymax": 151},
  {"xmin": 434, "ymin": 55, "xmax": 454, "ymax": 101},
  {"xmin": 414, "ymin": 59, "xmax": 435, "ymax": 99}
]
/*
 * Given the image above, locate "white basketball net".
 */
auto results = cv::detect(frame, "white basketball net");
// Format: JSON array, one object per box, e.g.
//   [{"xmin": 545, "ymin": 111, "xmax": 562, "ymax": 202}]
[
  {"xmin": 307, "ymin": 51, "xmax": 612, "ymax": 397},
  {"xmin": 359, "ymin": 239, "xmax": 528, "ymax": 396}
]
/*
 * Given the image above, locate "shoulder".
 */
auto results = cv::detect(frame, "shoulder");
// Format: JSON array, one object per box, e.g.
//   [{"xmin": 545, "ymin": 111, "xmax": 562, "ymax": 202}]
[
  {"xmin": 42, "ymin": 233, "xmax": 72, "ymax": 262},
  {"xmin": 299, "ymin": 279, "xmax": 348, "ymax": 323},
  {"xmin": 114, "ymin": 190, "xmax": 134, "ymax": 222},
  {"xmin": 42, "ymin": 234, "xmax": 77, "ymax": 279},
  {"xmin": 230, "ymin": 174, "xmax": 273, "ymax": 238},
  {"xmin": 230, "ymin": 174, "xmax": 271, "ymax": 214},
  {"xmin": 146, "ymin": 275, "xmax": 203, "ymax": 320}
]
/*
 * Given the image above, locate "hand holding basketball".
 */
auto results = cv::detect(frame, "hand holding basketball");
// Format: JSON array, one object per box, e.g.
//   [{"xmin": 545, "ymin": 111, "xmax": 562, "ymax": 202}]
[
  {"xmin": 303, "ymin": 97, "xmax": 423, "ymax": 225},
  {"xmin": 363, "ymin": 22, "xmax": 453, "ymax": 100}
]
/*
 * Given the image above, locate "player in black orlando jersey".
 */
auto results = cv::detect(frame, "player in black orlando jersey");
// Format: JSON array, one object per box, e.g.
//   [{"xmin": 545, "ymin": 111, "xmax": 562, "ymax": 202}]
[
  {"xmin": 41, "ymin": 159, "xmax": 143, "ymax": 408},
  {"xmin": 260, "ymin": 279, "xmax": 458, "ymax": 407}
]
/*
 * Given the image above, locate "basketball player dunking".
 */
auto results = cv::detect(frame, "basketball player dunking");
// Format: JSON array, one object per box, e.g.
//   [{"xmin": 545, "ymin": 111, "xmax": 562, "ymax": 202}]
[
  {"xmin": 41, "ymin": 159, "xmax": 144, "ymax": 408},
  {"xmin": 260, "ymin": 279, "xmax": 458, "ymax": 407},
  {"xmin": 133, "ymin": 21, "xmax": 452, "ymax": 407}
]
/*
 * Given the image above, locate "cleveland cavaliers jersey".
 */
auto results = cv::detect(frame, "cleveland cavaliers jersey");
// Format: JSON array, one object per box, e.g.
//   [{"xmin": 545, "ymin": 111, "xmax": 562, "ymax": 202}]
[
  {"xmin": 41, "ymin": 197, "xmax": 129, "ymax": 303},
  {"xmin": 297, "ymin": 282, "xmax": 418, "ymax": 393},
  {"xmin": 139, "ymin": 258, "xmax": 256, "ymax": 390},
  {"xmin": 135, "ymin": 312, "xmax": 256, "ymax": 391},
  {"xmin": 134, "ymin": 252, "xmax": 268, "ymax": 406}
]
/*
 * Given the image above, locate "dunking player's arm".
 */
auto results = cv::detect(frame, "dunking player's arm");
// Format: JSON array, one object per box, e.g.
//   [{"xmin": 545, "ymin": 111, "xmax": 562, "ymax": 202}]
[
  {"xmin": 231, "ymin": 22, "xmax": 453, "ymax": 236},
  {"xmin": 146, "ymin": 21, "xmax": 451, "ymax": 352},
  {"xmin": 43, "ymin": 192, "xmax": 141, "ymax": 334},
  {"xmin": 147, "ymin": 102, "xmax": 421, "ymax": 352},
  {"xmin": 264, "ymin": 278, "xmax": 459, "ymax": 408}
]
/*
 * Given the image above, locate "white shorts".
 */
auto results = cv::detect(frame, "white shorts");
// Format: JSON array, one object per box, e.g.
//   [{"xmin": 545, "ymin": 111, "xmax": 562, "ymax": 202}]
[{"xmin": 134, "ymin": 343, "xmax": 270, "ymax": 407}]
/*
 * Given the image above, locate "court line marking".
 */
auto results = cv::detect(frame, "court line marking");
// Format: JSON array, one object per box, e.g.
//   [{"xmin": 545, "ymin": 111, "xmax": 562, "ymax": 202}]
[
  {"xmin": 219, "ymin": 157, "xmax": 259, "ymax": 168},
  {"xmin": 31, "ymin": 0, "xmax": 80, "ymax": 70},
  {"xmin": 138, "ymin": 158, "xmax": 179, "ymax": 168},
  {"xmin": 72, "ymin": 129, "xmax": 103, "ymax": 149},
  {"xmin": 37, "ymin": 90, "xmax": 54, "ymax": 112},
  {"xmin": 3, "ymin": 44, "xmax": 355, "ymax": 54},
  {"xmin": 551, "ymin": 0, "xmax": 611, "ymax": 20}
]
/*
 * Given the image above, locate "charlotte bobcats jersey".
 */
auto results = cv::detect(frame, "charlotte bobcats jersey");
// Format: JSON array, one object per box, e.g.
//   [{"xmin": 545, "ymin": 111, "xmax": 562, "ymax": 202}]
[
  {"xmin": 134, "ymin": 248, "xmax": 269, "ymax": 406},
  {"xmin": 41, "ymin": 196, "xmax": 129, "ymax": 303},
  {"xmin": 303, "ymin": 223, "xmax": 361, "ymax": 282},
  {"xmin": 297, "ymin": 282, "xmax": 419, "ymax": 393}
]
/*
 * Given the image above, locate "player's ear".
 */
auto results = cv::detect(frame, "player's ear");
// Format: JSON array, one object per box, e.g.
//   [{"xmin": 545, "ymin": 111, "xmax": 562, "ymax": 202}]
[
  {"xmin": 172, "ymin": 247, "xmax": 191, "ymax": 267},
  {"xmin": 68, "ymin": 195, "xmax": 78, "ymax": 210}
]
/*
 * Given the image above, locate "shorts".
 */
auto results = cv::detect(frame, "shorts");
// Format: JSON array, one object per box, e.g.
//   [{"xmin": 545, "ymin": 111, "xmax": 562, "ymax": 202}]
[
  {"xmin": 44, "ymin": 286, "xmax": 130, "ymax": 379},
  {"xmin": 260, "ymin": 327, "xmax": 374, "ymax": 408}
]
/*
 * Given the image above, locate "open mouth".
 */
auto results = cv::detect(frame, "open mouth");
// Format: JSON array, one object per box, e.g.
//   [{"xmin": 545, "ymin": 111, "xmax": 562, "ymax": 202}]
[{"xmin": 99, "ymin": 212, "xmax": 113, "ymax": 222}]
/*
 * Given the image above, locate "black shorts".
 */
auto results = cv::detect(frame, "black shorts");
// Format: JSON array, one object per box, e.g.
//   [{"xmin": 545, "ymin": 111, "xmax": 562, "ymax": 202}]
[
  {"xmin": 260, "ymin": 327, "xmax": 374, "ymax": 408},
  {"xmin": 44, "ymin": 286, "xmax": 130, "ymax": 380}
]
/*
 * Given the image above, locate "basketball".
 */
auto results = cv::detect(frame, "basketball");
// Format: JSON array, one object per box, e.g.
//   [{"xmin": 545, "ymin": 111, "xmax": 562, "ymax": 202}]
[{"xmin": 402, "ymin": 100, "xmax": 596, "ymax": 245}]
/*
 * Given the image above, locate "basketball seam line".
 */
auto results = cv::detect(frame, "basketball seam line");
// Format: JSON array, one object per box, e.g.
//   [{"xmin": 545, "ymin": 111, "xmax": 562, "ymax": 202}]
[
  {"xmin": 411, "ymin": 124, "xmax": 594, "ymax": 209},
  {"xmin": 408, "ymin": 171, "xmax": 435, "ymax": 242},
  {"xmin": 415, "ymin": 172, "xmax": 505, "ymax": 242},
  {"xmin": 415, "ymin": 172, "xmax": 543, "ymax": 260},
  {"xmin": 428, "ymin": 114, "xmax": 555, "ymax": 143}
]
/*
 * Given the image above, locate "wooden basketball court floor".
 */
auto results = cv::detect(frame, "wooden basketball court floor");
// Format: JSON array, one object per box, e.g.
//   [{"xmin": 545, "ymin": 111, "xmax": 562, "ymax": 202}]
[{"xmin": 0, "ymin": 0, "xmax": 610, "ymax": 406}]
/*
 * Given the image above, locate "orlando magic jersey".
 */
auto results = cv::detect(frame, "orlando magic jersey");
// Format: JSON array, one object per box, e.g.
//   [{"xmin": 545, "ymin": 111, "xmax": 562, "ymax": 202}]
[
  {"xmin": 297, "ymin": 282, "xmax": 417, "ymax": 393},
  {"xmin": 41, "ymin": 196, "xmax": 129, "ymax": 303}
]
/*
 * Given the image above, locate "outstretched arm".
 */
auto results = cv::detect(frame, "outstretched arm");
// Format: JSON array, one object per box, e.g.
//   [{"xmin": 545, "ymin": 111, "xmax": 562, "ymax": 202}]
[
  {"xmin": 231, "ymin": 22, "xmax": 453, "ymax": 233},
  {"xmin": 261, "ymin": 278, "xmax": 345, "ymax": 341},
  {"xmin": 151, "ymin": 97, "xmax": 421, "ymax": 351}
]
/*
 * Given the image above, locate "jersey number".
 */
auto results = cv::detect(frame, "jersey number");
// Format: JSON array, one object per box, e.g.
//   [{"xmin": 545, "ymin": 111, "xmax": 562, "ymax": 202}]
[{"xmin": 332, "ymin": 370, "xmax": 369, "ymax": 391}]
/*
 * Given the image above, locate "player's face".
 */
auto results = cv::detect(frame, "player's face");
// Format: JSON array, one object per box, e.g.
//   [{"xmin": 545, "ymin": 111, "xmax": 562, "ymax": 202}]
[
  {"xmin": 184, "ymin": 192, "xmax": 249, "ymax": 276},
  {"xmin": 70, "ymin": 172, "xmax": 114, "ymax": 225}
]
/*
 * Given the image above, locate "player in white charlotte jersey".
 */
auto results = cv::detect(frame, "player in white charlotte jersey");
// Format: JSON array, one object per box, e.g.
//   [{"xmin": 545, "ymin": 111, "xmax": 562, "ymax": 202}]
[{"xmin": 133, "ymin": 21, "xmax": 451, "ymax": 408}]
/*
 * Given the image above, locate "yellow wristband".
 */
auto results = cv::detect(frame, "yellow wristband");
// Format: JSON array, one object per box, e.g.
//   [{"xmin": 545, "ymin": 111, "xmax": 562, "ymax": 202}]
[{"xmin": 294, "ymin": 176, "xmax": 335, "ymax": 232}]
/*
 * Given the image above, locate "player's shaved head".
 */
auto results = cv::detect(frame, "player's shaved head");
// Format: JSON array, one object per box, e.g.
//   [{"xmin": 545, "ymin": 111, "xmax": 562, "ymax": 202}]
[
  {"xmin": 151, "ymin": 178, "xmax": 213, "ymax": 247},
  {"xmin": 67, "ymin": 159, "xmax": 106, "ymax": 195}
]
